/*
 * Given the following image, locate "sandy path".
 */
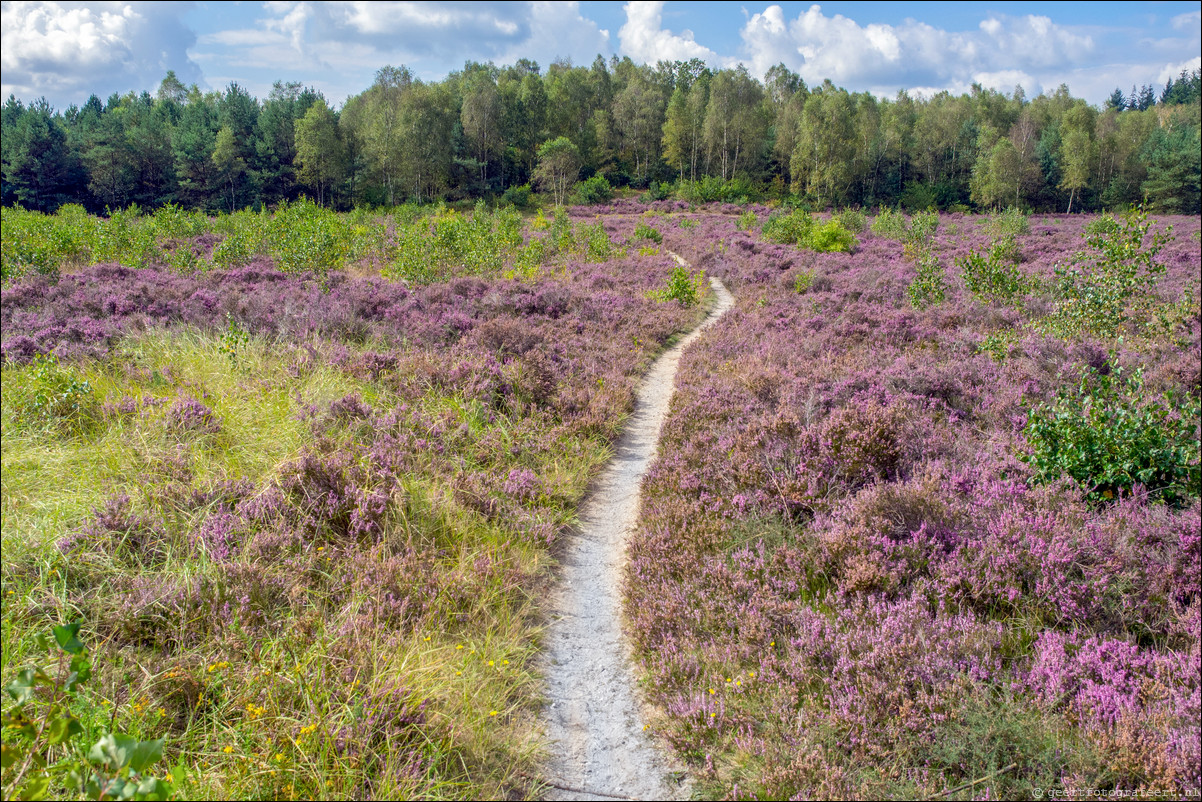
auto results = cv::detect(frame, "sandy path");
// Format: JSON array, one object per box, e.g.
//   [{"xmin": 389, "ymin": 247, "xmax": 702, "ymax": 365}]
[{"xmin": 539, "ymin": 260, "xmax": 734, "ymax": 801}]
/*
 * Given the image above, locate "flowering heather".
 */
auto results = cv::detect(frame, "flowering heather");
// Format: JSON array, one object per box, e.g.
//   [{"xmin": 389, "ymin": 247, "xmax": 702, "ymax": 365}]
[
  {"xmin": 0, "ymin": 241, "xmax": 705, "ymax": 799},
  {"xmin": 628, "ymin": 211, "xmax": 1201, "ymax": 798}
]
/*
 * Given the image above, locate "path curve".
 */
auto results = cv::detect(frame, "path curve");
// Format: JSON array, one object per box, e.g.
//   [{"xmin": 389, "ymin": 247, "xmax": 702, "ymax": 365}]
[{"xmin": 540, "ymin": 258, "xmax": 734, "ymax": 801}]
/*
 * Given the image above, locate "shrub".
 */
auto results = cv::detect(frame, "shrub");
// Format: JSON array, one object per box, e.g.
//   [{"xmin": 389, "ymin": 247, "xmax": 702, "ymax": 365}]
[
  {"xmin": 652, "ymin": 265, "xmax": 705, "ymax": 306},
  {"xmin": 500, "ymin": 183, "xmax": 534, "ymax": 209},
  {"xmin": 957, "ymin": 237, "xmax": 1029, "ymax": 303},
  {"xmin": 984, "ymin": 206, "xmax": 1030, "ymax": 238},
  {"xmin": 807, "ymin": 220, "xmax": 857, "ymax": 253},
  {"xmin": 870, "ymin": 208, "xmax": 908, "ymax": 241},
  {"xmin": 6, "ymin": 354, "xmax": 98, "ymax": 434},
  {"xmin": 762, "ymin": 209, "xmax": 813, "ymax": 245},
  {"xmin": 833, "ymin": 208, "xmax": 866, "ymax": 235},
  {"xmin": 633, "ymin": 220, "xmax": 663, "ymax": 244},
  {"xmin": 1022, "ymin": 364, "xmax": 1201, "ymax": 505},
  {"xmin": 573, "ymin": 174, "xmax": 614, "ymax": 205},
  {"xmin": 581, "ymin": 220, "xmax": 622, "ymax": 262},
  {"xmin": 907, "ymin": 250, "xmax": 947, "ymax": 309},
  {"xmin": 737, "ymin": 210, "xmax": 758, "ymax": 231},
  {"xmin": 1045, "ymin": 207, "xmax": 1171, "ymax": 338}
]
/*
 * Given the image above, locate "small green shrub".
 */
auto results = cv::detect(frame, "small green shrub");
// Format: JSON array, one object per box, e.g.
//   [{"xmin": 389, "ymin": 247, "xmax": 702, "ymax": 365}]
[
  {"xmin": 1044, "ymin": 207, "xmax": 1171, "ymax": 338},
  {"xmin": 807, "ymin": 220, "xmax": 857, "ymax": 253},
  {"xmin": 984, "ymin": 206, "xmax": 1030, "ymax": 238},
  {"xmin": 653, "ymin": 265, "xmax": 705, "ymax": 306},
  {"xmin": 2, "ymin": 623, "xmax": 181, "ymax": 801},
  {"xmin": 6, "ymin": 354, "xmax": 98, "ymax": 434},
  {"xmin": 581, "ymin": 220, "xmax": 622, "ymax": 262},
  {"xmin": 500, "ymin": 183, "xmax": 534, "ymax": 209},
  {"xmin": 762, "ymin": 209, "xmax": 813, "ymax": 245},
  {"xmin": 907, "ymin": 250, "xmax": 947, "ymax": 309},
  {"xmin": 1022, "ymin": 364, "xmax": 1201, "ymax": 505},
  {"xmin": 633, "ymin": 220, "xmax": 663, "ymax": 244},
  {"xmin": 833, "ymin": 208, "xmax": 866, "ymax": 235},
  {"xmin": 574, "ymin": 174, "xmax": 614, "ymax": 205},
  {"xmin": 870, "ymin": 208, "xmax": 909, "ymax": 241},
  {"xmin": 958, "ymin": 237, "xmax": 1028, "ymax": 303},
  {"xmin": 737, "ymin": 210, "xmax": 758, "ymax": 231},
  {"xmin": 793, "ymin": 270, "xmax": 816, "ymax": 294}
]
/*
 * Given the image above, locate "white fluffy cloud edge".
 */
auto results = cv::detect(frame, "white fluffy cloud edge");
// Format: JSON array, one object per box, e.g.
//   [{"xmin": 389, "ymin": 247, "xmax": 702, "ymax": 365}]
[{"xmin": 2, "ymin": 0, "xmax": 1199, "ymax": 108}]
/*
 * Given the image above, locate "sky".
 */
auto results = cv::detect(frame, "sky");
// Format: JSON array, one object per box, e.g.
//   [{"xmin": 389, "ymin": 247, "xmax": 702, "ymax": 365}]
[{"xmin": 2, "ymin": 1, "xmax": 1200, "ymax": 111}]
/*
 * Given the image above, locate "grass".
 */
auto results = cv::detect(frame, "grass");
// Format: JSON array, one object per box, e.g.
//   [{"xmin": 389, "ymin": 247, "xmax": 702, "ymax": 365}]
[{"xmin": 1, "ymin": 326, "xmax": 616, "ymax": 799}]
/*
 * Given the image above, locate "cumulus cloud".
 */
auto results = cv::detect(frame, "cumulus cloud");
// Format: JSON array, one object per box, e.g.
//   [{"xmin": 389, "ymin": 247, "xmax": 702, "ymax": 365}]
[
  {"xmin": 1, "ymin": 0, "xmax": 201, "ymax": 107},
  {"xmin": 194, "ymin": 1, "xmax": 610, "ymax": 104},
  {"xmin": 738, "ymin": 4, "xmax": 1099, "ymax": 99},
  {"xmin": 618, "ymin": 1, "xmax": 718, "ymax": 64}
]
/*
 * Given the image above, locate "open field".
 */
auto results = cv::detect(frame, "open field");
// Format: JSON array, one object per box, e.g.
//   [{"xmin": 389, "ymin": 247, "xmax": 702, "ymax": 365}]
[{"xmin": 2, "ymin": 202, "xmax": 1199, "ymax": 800}]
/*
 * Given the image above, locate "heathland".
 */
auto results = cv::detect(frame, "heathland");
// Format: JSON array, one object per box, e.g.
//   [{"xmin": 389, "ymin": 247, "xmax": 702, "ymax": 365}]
[{"xmin": 1, "ymin": 199, "xmax": 1199, "ymax": 800}]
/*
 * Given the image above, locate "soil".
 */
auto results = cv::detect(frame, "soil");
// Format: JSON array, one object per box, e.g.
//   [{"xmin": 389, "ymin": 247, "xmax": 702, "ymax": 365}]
[{"xmin": 539, "ymin": 259, "xmax": 734, "ymax": 801}]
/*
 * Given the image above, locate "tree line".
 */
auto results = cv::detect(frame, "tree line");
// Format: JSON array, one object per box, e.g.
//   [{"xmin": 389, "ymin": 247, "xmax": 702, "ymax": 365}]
[{"xmin": 2, "ymin": 59, "xmax": 1199, "ymax": 215}]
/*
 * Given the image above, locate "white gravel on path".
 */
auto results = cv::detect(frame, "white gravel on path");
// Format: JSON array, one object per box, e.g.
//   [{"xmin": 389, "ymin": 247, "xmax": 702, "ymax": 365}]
[{"xmin": 540, "ymin": 259, "xmax": 734, "ymax": 801}]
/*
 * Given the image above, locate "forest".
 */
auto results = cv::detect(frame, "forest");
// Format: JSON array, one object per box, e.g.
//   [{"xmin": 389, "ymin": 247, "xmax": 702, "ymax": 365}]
[{"xmin": 2, "ymin": 58, "xmax": 1200, "ymax": 216}]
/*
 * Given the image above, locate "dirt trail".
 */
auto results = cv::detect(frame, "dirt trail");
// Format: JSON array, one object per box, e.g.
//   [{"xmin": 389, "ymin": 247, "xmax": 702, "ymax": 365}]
[{"xmin": 540, "ymin": 258, "xmax": 734, "ymax": 801}]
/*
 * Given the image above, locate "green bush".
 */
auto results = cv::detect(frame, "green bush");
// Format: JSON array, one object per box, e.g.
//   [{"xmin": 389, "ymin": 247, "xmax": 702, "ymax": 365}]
[
  {"xmin": 633, "ymin": 220, "xmax": 663, "ymax": 244},
  {"xmin": 907, "ymin": 250, "xmax": 947, "ymax": 309},
  {"xmin": 653, "ymin": 265, "xmax": 705, "ymax": 306},
  {"xmin": 870, "ymin": 208, "xmax": 909, "ymax": 241},
  {"xmin": 6, "ymin": 354, "xmax": 98, "ymax": 435},
  {"xmin": 581, "ymin": 220, "xmax": 622, "ymax": 262},
  {"xmin": 958, "ymin": 237, "xmax": 1029, "ymax": 304},
  {"xmin": 1022, "ymin": 364, "xmax": 1201, "ymax": 505},
  {"xmin": 984, "ymin": 206, "xmax": 1030, "ymax": 238},
  {"xmin": 762, "ymin": 210, "xmax": 856, "ymax": 253},
  {"xmin": 500, "ymin": 183, "xmax": 534, "ymax": 209},
  {"xmin": 573, "ymin": 174, "xmax": 613, "ymax": 205},
  {"xmin": 2, "ymin": 623, "xmax": 181, "ymax": 801},
  {"xmin": 807, "ymin": 220, "xmax": 857, "ymax": 253},
  {"xmin": 1045, "ymin": 207, "xmax": 1171, "ymax": 338},
  {"xmin": 737, "ymin": 210, "xmax": 758, "ymax": 231},
  {"xmin": 833, "ymin": 208, "xmax": 866, "ymax": 235}
]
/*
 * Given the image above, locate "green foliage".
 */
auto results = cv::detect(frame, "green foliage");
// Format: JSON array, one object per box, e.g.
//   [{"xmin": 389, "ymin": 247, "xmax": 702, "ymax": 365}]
[
  {"xmin": 5, "ymin": 354, "xmax": 98, "ymax": 434},
  {"xmin": 652, "ymin": 265, "xmax": 705, "ymax": 306},
  {"xmin": 2, "ymin": 623, "xmax": 180, "ymax": 801},
  {"xmin": 762, "ymin": 210, "xmax": 857, "ymax": 253},
  {"xmin": 1044, "ymin": 207, "xmax": 1171, "ymax": 338},
  {"xmin": 266, "ymin": 198, "xmax": 352, "ymax": 275},
  {"xmin": 633, "ymin": 220, "xmax": 663, "ymax": 244},
  {"xmin": 217, "ymin": 313, "xmax": 250, "ymax": 365},
  {"xmin": 500, "ymin": 183, "xmax": 533, "ymax": 209},
  {"xmin": 1022, "ymin": 364, "xmax": 1201, "ymax": 506},
  {"xmin": 833, "ymin": 208, "xmax": 866, "ymax": 235},
  {"xmin": 677, "ymin": 176, "xmax": 756, "ymax": 204},
  {"xmin": 573, "ymin": 174, "xmax": 613, "ymax": 205},
  {"xmin": 793, "ymin": 270, "xmax": 816, "ymax": 294},
  {"xmin": 736, "ymin": 210, "xmax": 758, "ymax": 231},
  {"xmin": 581, "ymin": 220, "xmax": 622, "ymax": 262},
  {"xmin": 907, "ymin": 250, "xmax": 947, "ymax": 309},
  {"xmin": 958, "ymin": 237, "xmax": 1029, "ymax": 304},
  {"xmin": 983, "ymin": 206, "xmax": 1030, "ymax": 238},
  {"xmin": 870, "ymin": 207, "xmax": 909, "ymax": 241}
]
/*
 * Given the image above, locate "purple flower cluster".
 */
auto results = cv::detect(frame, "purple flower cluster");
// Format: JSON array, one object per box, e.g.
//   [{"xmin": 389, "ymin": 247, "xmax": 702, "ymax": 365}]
[{"xmin": 628, "ymin": 211, "xmax": 1201, "ymax": 797}]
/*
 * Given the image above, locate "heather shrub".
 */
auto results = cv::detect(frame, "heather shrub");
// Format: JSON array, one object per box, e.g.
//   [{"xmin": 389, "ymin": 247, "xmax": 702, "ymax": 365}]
[{"xmin": 1022, "ymin": 363, "xmax": 1201, "ymax": 505}]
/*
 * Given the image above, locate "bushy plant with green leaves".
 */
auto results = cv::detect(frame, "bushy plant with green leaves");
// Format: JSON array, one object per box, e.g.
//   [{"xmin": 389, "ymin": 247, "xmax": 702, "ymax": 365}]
[
  {"xmin": 633, "ymin": 220, "xmax": 663, "ymax": 244},
  {"xmin": 737, "ymin": 210, "xmax": 758, "ymax": 231},
  {"xmin": 581, "ymin": 220, "xmax": 623, "ymax": 262},
  {"xmin": 870, "ymin": 207, "xmax": 909, "ymax": 241},
  {"xmin": 907, "ymin": 250, "xmax": 947, "ymax": 309},
  {"xmin": 266, "ymin": 198, "xmax": 352, "ymax": 275},
  {"xmin": 500, "ymin": 183, "xmax": 534, "ymax": 209},
  {"xmin": 958, "ymin": 237, "xmax": 1029, "ymax": 304},
  {"xmin": 5, "ymin": 354, "xmax": 98, "ymax": 435},
  {"xmin": 833, "ymin": 208, "xmax": 866, "ymax": 235},
  {"xmin": 762, "ymin": 210, "xmax": 857, "ymax": 253},
  {"xmin": 652, "ymin": 265, "xmax": 705, "ymax": 306},
  {"xmin": 1045, "ymin": 207, "xmax": 1171, "ymax": 338},
  {"xmin": 574, "ymin": 174, "xmax": 613, "ymax": 205},
  {"xmin": 984, "ymin": 206, "xmax": 1030, "ymax": 238},
  {"xmin": 1022, "ymin": 364, "xmax": 1201, "ymax": 506},
  {"xmin": 210, "ymin": 208, "xmax": 268, "ymax": 269},
  {"xmin": 2, "ymin": 623, "xmax": 181, "ymax": 801}
]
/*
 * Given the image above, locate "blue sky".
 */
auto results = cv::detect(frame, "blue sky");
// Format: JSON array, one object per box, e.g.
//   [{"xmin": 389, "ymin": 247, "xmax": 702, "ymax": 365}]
[{"xmin": 2, "ymin": 1, "xmax": 1199, "ymax": 110}]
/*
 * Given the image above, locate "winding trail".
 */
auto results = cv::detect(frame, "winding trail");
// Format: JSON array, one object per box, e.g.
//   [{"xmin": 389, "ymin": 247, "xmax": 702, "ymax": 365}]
[{"xmin": 540, "ymin": 257, "xmax": 734, "ymax": 801}]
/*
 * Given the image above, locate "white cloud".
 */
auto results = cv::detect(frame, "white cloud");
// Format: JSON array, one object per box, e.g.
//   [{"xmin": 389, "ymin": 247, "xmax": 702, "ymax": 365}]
[
  {"xmin": 1171, "ymin": 9, "xmax": 1201, "ymax": 31},
  {"xmin": 1, "ymin": 0, "xmax": 201, "ymax": 105},
  {"xmin": 618, "ymin": 0, "xmax": 718, "ymax": 64},
  {"xmin": 737, "ymin": 4, "xmax": 1102, "ymax": 99}
]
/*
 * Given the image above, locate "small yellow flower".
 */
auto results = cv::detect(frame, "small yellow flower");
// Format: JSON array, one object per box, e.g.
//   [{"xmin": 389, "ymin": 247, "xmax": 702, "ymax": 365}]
[
  {"xmin": 749, "ymin": 672, "xmax": 755, "ymax": 678},
  {"xmin": 710, "ymin": 713, "xmax": 717, "ymax": 718},
  {"xmin": 456, "ymin": 671, "xmax": 462, "ymax": 676},
  {"xmin": 725, "ymin": 678, "xmax": 732, "ymax": 683},
  {"xmin": 317, "ymin": 546, "xmax": 324, "ymax": 551},
  {"xmin": 489, "ymin": 710, "xmax": 498, "ymax": 717},
  {"xmin": 456, "ymin": 644, "xmax": 464, "ymax": 650},
  {"xmin": 502, "ymin": 660, "xmax": 509, "ymax": 665},
  {"xmin": 488, "ymin": 660, "xmax": 494, "ymax": 667},
  {"xmin": 708, "ymin": 688, "xmax": 715, "ymax": 695},
  {"xmin": 223, "ymin": 746, "xmax": 234, "ymax": 754},
  {"xmin": 274, "ymin": 753, "xmax": 284, "ymax": 762},
  {"xmin": 158, "ymin": 708, "xmax": 167, "ymax": 717},
  {"xmin": 165, "ymin": 773, "xmax": 173, "ymax": 783}
]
